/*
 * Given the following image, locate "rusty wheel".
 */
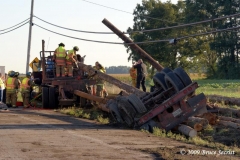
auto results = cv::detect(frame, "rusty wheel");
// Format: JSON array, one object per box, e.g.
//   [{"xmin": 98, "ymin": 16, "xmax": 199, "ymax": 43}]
[
  {"xmin": 153, "ymin": 72, "xmax": 168, "ymax": 90},
  {"xmin": 165, "ymin": 72, "xmax": 185, "ymax": 92},
  {"xmin": 173, "ymin": 67, "xmax": 192, "ymax": 87},
  {"xmin": 127, "ymin": 94, "xmax": 147, "ymax": 114}
]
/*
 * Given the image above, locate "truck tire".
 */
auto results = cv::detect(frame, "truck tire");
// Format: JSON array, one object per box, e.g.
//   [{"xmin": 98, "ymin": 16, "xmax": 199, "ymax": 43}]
[
  {"xmin": 153, "ymin": 73, "xmax": 168, "ymax": 90},
  {"xmin": 160, "ymin": 67, "xmax": 172, "ymax": 74},
  {"xmin": 127, "ymin": 94, "xmax": 147, "ymax": 114},
  {"xmin": 49, "ymin": 87, "xmax": 56, "ymax": 109},
  {"xmin": 117, "ymin": 97, "xmax": 136, "ymax": 127},
  {"xmin": 107, "ymin": 100, "xmax": 123, "ymax": 123},
  {"xmin": 165, "ymin": 72, "xmax": 185, "ymax": 92},
  {"xmin": 173, "ymin": 67, "xmax": 192, "ymax": 87},
  {"xmin": 42, "ymin": 87, "xmax": 49, "ymax": 108}
]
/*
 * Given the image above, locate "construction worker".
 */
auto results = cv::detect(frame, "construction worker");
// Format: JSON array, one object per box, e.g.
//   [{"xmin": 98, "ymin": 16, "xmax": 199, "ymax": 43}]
[
  {"xmin": 53, "ymin": 43, "xmax": 67, "ymax": 77},
  {"xmin": 129, "ymin": 61, "xmax": 137, "ymax": 87},
  {"xmin": 94, "ymin": 61, "xmax": 108, "ymax": 97},
  {"xmin": 5, "ymin": 71, "xmax": 20, "ymax": 107},
  {"xmin": 66, "ymin": 46, "xmax": 79, "ymax": 77},
  {"xmin": 0, "ymin": 73, "xmax": 5, "ymax": 102},
  {"xmin": 149, "ymin": 78, "xmax": 155, "ymax": 92},
  {"xmin": 133, "ymin": 59, "xmax": 147, "ymax": 92},
  {"xmin": 20, "ymin": 72, "xmax": 34, "ymax": 108}
]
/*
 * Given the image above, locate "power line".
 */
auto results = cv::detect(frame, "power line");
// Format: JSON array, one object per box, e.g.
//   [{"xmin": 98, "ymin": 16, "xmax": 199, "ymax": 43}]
[
  {"xmin": 80, "ymin": 0, "xmax": 175, "ymax": 23},
  {"xmin": 34, "ymin": 15, "xmax": 114, "ymax": 34},
  {"xmin": 0, "ymin": 18, "xmax": 29, "ymax": 32},
  {"xmin": 0, "ymin": 21, "xmax": 29, "ymax": 35},
  {"xmin": 178, "ymin": 26, "xmax": 240, "ymax": 40},
  {"xmin": 34, "ymin": 12, "xmax": 240, "ymax": 35},
  {"xmin": 34, "ymin": 23, "xmax": 240, "ymax": 45},
  {"xmin": 33, "ymin": 23, "xmax": 169, "ymax": 45}
]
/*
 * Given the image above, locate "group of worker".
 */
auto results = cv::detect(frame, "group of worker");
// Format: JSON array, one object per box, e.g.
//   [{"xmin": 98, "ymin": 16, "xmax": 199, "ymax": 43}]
[
  {"xmin": 2, "ymin": 71, "xmax": 33, "ymax": 108},
  {"xmin": 53, "ymin": 42, "xmax": 108, "ymax": 98},
  {"xmin": 53, "ymin": 43, "xmax": 80, "ymax": 77}
]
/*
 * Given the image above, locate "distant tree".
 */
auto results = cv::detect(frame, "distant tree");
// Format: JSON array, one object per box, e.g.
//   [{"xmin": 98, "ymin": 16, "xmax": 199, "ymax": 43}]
[{"xmin": 105, "ymin": 66, "xmax": 131, "ymax": 74}]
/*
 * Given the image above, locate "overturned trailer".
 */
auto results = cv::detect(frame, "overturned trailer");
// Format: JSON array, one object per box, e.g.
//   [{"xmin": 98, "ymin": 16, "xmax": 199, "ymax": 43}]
[
  {"xmin": 34, "ymin": 19, "xmax": 207, "ymax": 132},
  {"xmin": 74, "ymin": 19, "xmax": 207, "ymax": 131}
]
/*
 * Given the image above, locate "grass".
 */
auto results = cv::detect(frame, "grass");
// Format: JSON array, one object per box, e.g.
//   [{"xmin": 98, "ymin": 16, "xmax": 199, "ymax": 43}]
[
  {"xmin": 151, "ymin": 127, "xmax": 240, "ymax": 154},
  {"xmin": 60, "ymin": 106, "xmax": 110, "ymax": 124}
]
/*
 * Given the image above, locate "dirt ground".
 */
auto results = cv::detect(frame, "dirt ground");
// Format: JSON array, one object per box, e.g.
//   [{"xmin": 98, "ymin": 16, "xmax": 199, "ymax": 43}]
[{"xmin": 0, "ymin": 107, "xmax": 239, "ymax": 160}]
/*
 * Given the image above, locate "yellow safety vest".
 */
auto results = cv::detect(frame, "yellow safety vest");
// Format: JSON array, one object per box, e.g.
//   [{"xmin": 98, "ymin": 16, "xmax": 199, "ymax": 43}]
[
  {"xmin": 66, "ymin": 50, "xmax": 76, "ymax": 65},
  {"xmin": 6, "ymin": 77, "xmax": 16, "ymax": 92},
  {"xmin": 0, "ymin": 78, "xmax": 4, "ymax": 88},
  {"xmin": 129, "ymin": 67, "xmax": 137, "ymax": 79},
  {"xmin": 20, "ymin": 77, "xmax": 30, "ymax": 92},
  {"xmin": 55, "ymin": 46, "xmax": 66, "ymax": 65},
  {"xmin": 149, "ymin": 79, "xmax": 154, "ymax": 86}
]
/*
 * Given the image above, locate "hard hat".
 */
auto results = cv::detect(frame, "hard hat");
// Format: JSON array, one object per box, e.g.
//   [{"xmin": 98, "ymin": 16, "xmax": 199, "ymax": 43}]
[
  {"xmin": 14, "ymin": 72, "xmax": 19, "ymax": 77},
  {"xmin": 73, "ymin": 46, "xmax": 79, "ymax": 51},
  {"xmin": 59, "ymin": 43, "xmax": 65, "ymax": 47},
  {"xmin": 26, "ymin": 72, "xmax": 32, "ymax": 77},
  {"xmin": 8, "ymin": 70, "xmax": 15, "ymax": 77}
]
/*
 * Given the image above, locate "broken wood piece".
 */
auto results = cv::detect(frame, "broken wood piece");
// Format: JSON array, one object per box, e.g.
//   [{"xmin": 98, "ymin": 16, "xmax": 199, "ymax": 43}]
[
  {"xmin": 217, "ymin": 108, "xmax": 240, "ymax": 117},
  {"xmin": 178, "ymin": 124, "xmax": 197, "ymax": 137},
  {"xmin": 218, "ymin": 116, "xmax": 240, "ymax": 124},
  {"xmin": 187, "ymin": 117, "xmax": 209, "ymax": 131},
  {"xmin": 199, "ymin": 112, "xmax": 218, "ymax": 125},
  {"xmin": 218, "ymin": 120, "xmax": 240, "ymax": 129}
]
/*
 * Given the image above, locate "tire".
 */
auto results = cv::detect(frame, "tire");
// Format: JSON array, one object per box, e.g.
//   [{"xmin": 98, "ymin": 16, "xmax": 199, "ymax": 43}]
[
  {"xmin": 42, "ymin": 87, "xmax": 49, "ymax": 108},
  {"xmin": 127, "ymin": 94, "xmax": 147, "ymax": 114},
  {"xmin": 173, "ymin": 67, "xmax": 192, "ymax": 87},
  {"xmin": 107, "ymin": 100, "xmax": 123, "ymax": 123},
  {"xmin": 165, "ymin": 72, "xmax": 185, "ymax": 92},
  {"xmin": 153, "ymin": 73, "xmax": 168, "ymax": 90},
  {"xmin": 160, "ymin": 67, "xmax": 172, "ymax": 74},
  {"xmin": 49, "ymin": 87, "xmax": 56, "ymax": 109},
  {"xmin": 117, "ymin": 97, "xmax": 136, "ymax": 127}
]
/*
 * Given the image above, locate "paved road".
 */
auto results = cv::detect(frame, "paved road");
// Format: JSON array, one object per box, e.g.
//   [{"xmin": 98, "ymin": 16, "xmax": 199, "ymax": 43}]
[{"xmin": 0, "ymin": 108, "xmax": 238, "ymax": 160}]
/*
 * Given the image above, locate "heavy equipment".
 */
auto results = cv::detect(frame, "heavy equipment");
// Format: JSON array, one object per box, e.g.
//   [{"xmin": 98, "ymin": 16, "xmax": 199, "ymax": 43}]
[{"xmin": 31, "ymin": 18, "xmax": 207, "ymax": 132}]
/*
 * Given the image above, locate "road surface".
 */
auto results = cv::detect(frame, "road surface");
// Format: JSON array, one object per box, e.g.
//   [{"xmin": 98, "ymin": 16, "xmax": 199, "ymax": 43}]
[{"xmin": 0, "ymin": 108, "xmax": 238, "ymax": 160}]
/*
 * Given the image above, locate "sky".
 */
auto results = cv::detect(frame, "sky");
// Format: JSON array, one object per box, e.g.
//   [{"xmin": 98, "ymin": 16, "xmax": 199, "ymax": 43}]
[{"xmin": 0, "ymin": 0, "xmax": 178, "ymax": 74}]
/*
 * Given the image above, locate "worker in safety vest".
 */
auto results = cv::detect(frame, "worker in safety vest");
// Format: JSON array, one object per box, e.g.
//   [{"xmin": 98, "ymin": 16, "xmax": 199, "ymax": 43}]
[
  {"xmin": 129, "ymin": 61, "xmax": 137, "ymax": 87},
  {"xmin": 53, "ymin": 43, "xmax": 67, "ymax": 77},
  {"xmin": 149, "ymin": 78, "xmax": 155, "ymax": 92},
  {"xmin": 20, "ymin": 72, "xmax": 34, "ymax": 108},
  {"xmin": 66, "ymin": 46, "xmax": 79, "ymax": 77},
  {"xmin": 94, "ymin": 61, "xmax": 108, "ymax": 98},
  {"xmin": 0, "ymin": 73, "xmax": 5, "ymax": 102},
  {"xmin": 5, "ymin": 71, "xmax": 20, "ymax": 107}
]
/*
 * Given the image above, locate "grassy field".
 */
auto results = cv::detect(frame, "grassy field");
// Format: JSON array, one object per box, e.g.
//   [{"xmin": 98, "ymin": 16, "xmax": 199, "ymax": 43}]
[{"xmin": 108, "ymin": 74, "xmax": 240, "ymax": 98}]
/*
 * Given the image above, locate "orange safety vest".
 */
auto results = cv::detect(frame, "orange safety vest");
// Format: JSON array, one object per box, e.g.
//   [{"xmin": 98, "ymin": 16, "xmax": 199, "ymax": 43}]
[
  {"xmin": 6, "ymin": 77, "xmax": 16, "ymax": 92},
  {"xmin": 20, "ymin": 77, "xmax": 30, "ymax": 92},
  {"xmin": 55, "ymin": 46, "xmax": 66, "ymax": 65},
  {"xmin": 129, "ymin": 67, "xmax": 137, "ymax": 79},
  {"xmin": 66, "ymin": 49, "xmax": 76, "ymax": 65}
]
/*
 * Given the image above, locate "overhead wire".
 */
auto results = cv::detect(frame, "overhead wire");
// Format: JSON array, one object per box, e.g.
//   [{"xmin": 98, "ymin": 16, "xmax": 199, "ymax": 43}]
[
  {"xmin": 34, "ymin": 23, "xmax": 240, "ymax": 45},
  {"xmin": 0, "ymin": 18, "xmax": 29, "ymax": 32},
  {"xmin": 34, "ymin": 12, "xmax": 240, "ymax": 35},
  {"xmin": 33, "ymin": 23, "xmax": 169, "ymax": 45},
  {"xmin": 80, "ymin": 0, "xmax": 175, "ymax": 23},
  {"xmin": 0, "ymin": 21, "xmax": 30, "ymax": 35}
]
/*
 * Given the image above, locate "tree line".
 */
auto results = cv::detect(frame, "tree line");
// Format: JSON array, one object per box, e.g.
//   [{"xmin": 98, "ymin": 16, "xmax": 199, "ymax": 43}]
[
  {"xmin": 105, "ymin": 66, "xmax": 131, "ymax": 74},
  {"xmin": 126, "ymin": 0, "xmax": 240, "ymax": 79}
]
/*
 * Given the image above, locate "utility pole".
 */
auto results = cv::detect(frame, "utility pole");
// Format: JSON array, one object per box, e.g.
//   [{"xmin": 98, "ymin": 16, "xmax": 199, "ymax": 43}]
[{"xmin": 26, "ymin": 0, "xmax": 34, "ymax": 73}]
